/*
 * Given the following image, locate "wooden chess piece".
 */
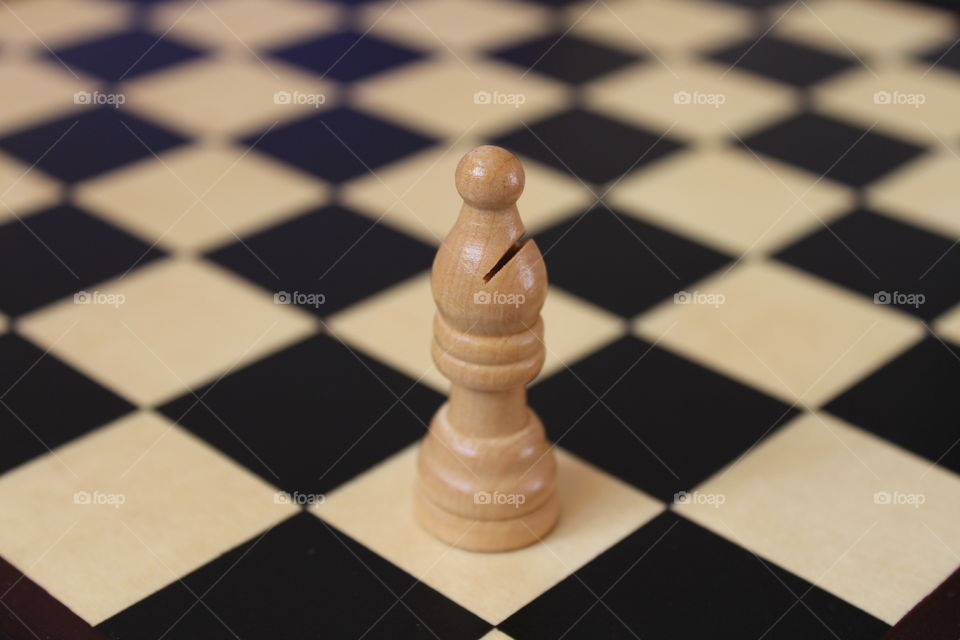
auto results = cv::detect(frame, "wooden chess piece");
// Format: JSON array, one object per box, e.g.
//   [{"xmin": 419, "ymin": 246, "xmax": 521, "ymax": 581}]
[{"xmin": 415, "ymin": 145, "xmax": 560, "ymax": 552}]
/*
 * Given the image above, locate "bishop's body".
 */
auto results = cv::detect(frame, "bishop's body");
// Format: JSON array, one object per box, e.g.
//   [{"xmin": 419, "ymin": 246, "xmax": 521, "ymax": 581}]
[{"xmin": 415, "ymin": 145, "xmax": 560, "ymax": 552}]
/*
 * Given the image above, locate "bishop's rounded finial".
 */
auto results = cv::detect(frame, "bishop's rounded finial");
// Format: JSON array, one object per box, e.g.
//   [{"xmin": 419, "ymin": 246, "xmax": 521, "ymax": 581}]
[{"xmin": 455, "ymin": 145, "xmax": 524, "ymax": 210}]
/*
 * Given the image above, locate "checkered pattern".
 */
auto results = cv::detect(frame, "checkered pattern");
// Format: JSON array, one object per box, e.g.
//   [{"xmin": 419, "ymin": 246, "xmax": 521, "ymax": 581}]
[{"xmin": 0, "ymin": 0, "xmax": 959, "ymax": 638}]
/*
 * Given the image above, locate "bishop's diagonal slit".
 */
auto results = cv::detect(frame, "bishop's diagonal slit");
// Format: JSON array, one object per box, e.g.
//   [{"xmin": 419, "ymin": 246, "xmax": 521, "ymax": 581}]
[{"xmin": 483, "ymin": 237, "xmax": 528, "ymax": 282}]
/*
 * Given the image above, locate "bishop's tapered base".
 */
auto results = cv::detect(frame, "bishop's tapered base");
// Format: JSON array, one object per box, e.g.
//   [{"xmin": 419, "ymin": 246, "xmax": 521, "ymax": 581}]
[
  {"xmin": 414, "ymin": 403, "xmax": 560, "ymax": 552},
  {"xmin": 415, "ymin": 489, "xmax": 560, "ymax": 552}
]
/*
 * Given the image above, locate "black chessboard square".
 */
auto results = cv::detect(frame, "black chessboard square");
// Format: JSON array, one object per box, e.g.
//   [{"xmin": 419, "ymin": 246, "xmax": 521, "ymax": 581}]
[
  {"xmin": 490, "ymin": 33, "xmax": 639, "ymax": 84},
  {"xmin": 533, "ymin": 207, "xmax": 730, "ymax": 317},
  {"xmin": 775, "ymin": 209, "xmax": 960, "ymax": 320},
  {"xmin": 919, "ymin": 42, "xmax": 960, "ymax": 75},
  {"xmin": 709, "ymin": 35, "xmax": 856, "ymax": 87},
  {"xmin": 492, "ymin": 109, "xmax": 684, "ymax": 184},
  {"xmin": 826, "ymin": 336, "xmax": 960, "ymax": 475},
  {"xmin": 97, "ymin": 512, "xmax": 489, "ymax": 640},
  {"xmin": 0, "ymin": 107, "xmax": 187, "ymax": 183},
  {"xmin": 0, "ymin": 334, "xmax": 133, "ymax": 474},
  {"xmin": 741, "ymin": 113, "xmax": 924, "ymax": 187},
  {"xmin": 501, "ymin": 511, "xmax": 890, "ymax": 639},
  {"xmin": 206, "ymin": 205, "xmax": 433, "ymax": 315},
  {"xmin": 271, "ymin": 30, "xmax": 424, "ymax": 83},
  {"xmin": 50, "ymin": 30, "xmax": 205, "ymax": 82},
  {"xmin": 0, "ymin": 205, "xmax": 165, "ymax": 316},
  {"xmin": 159, "ymin": 334, "xmax": 443, "ymax": 497},
  {"xmin": 530, "ymin": 336, "xmax": 796, "ymax": 502},
  {"xmin": 244, "ymin": 108, "xmax": 435, "ymax": 183}
]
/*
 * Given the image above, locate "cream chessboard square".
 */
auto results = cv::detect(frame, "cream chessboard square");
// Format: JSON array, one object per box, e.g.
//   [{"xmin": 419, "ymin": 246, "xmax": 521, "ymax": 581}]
[
  {"xmin": 0, "ymin": 59, "xmax": 93, "ymax": 136},
  {"xmin": 814, "ymin": 62, "xmax": 960, "ymax": 144},
  {"xmin": 359, "ymin": 0, "xmax": 549, "ymax": 53},
  {"xmin": 17, "ymin": 258, "xmax": 318, "ymax": 406},
  {"xmin": 568, "ymin": 0, "xmax": 752, "ymax": 56},
  {"xmin": 313, "ymin": 444, "xmax": 663, "ymax": 624},
  {"xmin": 0, "ymin": 0, "xmax": 130, "ymax": 49},
  {"xmin": 75, "ymin": 143, "xmax": 327, "ymax": 252},
  {"xmin": 121, "ymin": 56, "xmax": 335, "ymax": 139},
  {"xmin": 634, "ymin": 260, "xmax": 923, "ymax": 407},
  {"xmin": 353, "ymin": 56, "xmax": 568, "ymax": 140},
  {"xmin": 341, "ymin": 143, "xmax": 591, "ymax": 245},
  {"xmin": 609, "ymin": 147, "xmax": 853, "ymax": 255},
  {"xmin": 584, "ymin": 59, "xmax": 796, "ymax": 143},
  {"xmin": 674, "ymin": 411, "xmax": 960, "ymax": 624},
  {"xmin": 149, "ymin": 0, "xmax": 343, "ymax": 51},
  {"xmin": 0, "ymin": 410, "xmax": 297, "ymax": 625},
  {"xmin": 0, "ymin": 151, "xmax": 61, "ymax": 222},
  {"xmin": 867, "ymin": 151, "xmax": 960, "ymax": 240},
  {"xmin": 933, "ymin": 304, "xmax": 960, "ymax": 346},
  {"xmin": 774, "ymin": 0, "xmax": 955, "ymax": 58},
  {"xmin": 327, "ymin": 272, "xmax": 625, "ymax": 392}
]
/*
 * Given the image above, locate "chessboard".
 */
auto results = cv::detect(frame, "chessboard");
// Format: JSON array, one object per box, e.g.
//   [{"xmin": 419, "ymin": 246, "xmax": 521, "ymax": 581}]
[{"xmin": 1, "ymin": 0, "xmax": 959, "ymax": 637}]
